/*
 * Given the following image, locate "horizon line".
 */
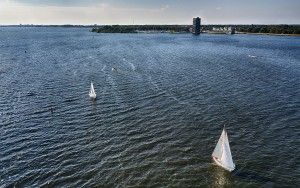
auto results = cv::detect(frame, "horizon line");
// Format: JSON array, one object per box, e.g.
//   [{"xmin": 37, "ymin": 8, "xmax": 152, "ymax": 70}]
[{"xmin": 1, "ymin": 23, "xmax": 300, "ymax": 26}]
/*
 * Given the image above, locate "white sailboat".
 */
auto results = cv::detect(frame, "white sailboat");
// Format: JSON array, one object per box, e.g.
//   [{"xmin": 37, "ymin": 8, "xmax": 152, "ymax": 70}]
[
  {"xmin": 89, "ymin": 82, "xmax": 96, "ymax": 99},
  {"xmin": 212, "ymin": 126, "xmax": 235, "ymax": 172}
]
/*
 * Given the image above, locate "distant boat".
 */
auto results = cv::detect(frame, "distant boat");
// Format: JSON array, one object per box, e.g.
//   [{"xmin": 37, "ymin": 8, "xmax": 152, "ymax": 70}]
[
  {"xmin": 212, "ymin": 126, "xmax": 235, "ymax": 172},
  {"xmin": 248, "ymin": 55, "xmax": 257, "ymax": 58},
  {"xmin": 89, "ymin": 82, "xmax": 96, "ymax": 99}
]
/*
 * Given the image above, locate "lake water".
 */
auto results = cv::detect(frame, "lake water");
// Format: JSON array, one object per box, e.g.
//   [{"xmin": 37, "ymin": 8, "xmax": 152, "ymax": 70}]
[{"xmin": 0, "ymin": 27, "xmax": 299, "ymax": 187}]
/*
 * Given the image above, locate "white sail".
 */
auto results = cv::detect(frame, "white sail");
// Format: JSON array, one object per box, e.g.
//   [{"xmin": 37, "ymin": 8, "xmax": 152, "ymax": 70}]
[
  {"xmin": 220, "ymin": 130, "xmax": 235, "ymax": 170},
  {"xmin": 89, "ymin": 82, "xmax": 96, "ymax": 99},
  {"xmin": 212, "ymin": 129, "xmax": 225, "ymax": 159},
  {"xmin": 212, "ymin": 127, "xmax": 235, "ymax": 172}
]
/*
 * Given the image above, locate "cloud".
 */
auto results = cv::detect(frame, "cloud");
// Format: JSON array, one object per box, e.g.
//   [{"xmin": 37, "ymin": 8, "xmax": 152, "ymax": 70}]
[
  {"xmin": 0, "ymin": 1, "xmax": 181, "ymax": 25},
  {"xmin": 10, "ymin": 0, "xmax": 101, "ymax": 7},
  {"xmin": 1, "ymin": 0, "xmax": 299, "ymax": 25},
  {"xmin": 160, "ymin": 5, "xmax": 170, "ymax": 11}
]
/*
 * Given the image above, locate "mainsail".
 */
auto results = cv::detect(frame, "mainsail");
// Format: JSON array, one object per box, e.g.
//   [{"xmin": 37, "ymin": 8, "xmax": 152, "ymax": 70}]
[
  {"xmin": 89, "ymin": 82, "xmax": 96, "ymax": 99},
  {"xmin": 212, "ymin": 129, "xmax": 225, "ymax": 160},
  {"xmin": 212, "ymin": 127, "xmax": 235, "ymax": 172}
]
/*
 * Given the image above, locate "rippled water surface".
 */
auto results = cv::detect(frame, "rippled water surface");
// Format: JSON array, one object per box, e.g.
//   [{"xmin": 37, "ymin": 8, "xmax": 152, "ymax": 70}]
[{"xmin": 0, "ymin": 27, "xmax": 299, "ymax": 187}]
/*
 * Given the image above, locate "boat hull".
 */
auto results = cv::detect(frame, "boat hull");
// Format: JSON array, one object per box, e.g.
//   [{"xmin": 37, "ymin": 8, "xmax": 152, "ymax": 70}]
[
  {"xmin": 212, "ymin": 156, "xmax": 235, "ymax": 172},
  {"xmin": 89, "ymin": 94, "xmax": 96, "ymax": 99}
]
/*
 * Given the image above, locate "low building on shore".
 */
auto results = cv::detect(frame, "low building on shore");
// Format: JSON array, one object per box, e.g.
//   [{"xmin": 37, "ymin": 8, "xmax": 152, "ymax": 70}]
[{"xmin": 212, "ymin": 26, "xmax": 236, "ymax": 34}]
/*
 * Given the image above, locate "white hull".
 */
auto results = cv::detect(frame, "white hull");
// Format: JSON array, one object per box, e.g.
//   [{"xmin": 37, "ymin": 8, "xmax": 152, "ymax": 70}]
[
  {"xmin": 89, "ymin": 93, "xmax": 96, "ymax": 99},
  {"xmin": 212, "ymin": 156, "xmax": 235, "ymax": 172}
]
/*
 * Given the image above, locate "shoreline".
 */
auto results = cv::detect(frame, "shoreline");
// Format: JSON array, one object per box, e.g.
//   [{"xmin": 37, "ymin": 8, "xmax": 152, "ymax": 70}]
[
  {"xmin": 1, "ymin": 25, "xmax": 299, "ymax": 36},
  {"xmin": 236, "ymin": 32, "xmax": 300, "ymax": 37},
  {"xmin": 91, "ymin": 32, "xmax": 300, "ymax": 37}
]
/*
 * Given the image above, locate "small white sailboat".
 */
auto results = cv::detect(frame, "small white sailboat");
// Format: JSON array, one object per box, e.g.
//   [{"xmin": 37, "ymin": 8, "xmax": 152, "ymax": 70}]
[
  {"xmin": 248, "ymin": 55, "xmax": 257, "ymax": 58},
  {"xmin": 89, "ymin": 82, "xmax": 96, "ymax": 99},
  {"xmin": 212, "ymin": 126, "xmax": 235, "ymax": 172}
]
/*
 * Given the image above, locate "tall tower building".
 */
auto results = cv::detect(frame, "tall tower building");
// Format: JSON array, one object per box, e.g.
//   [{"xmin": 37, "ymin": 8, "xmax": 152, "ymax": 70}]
[{"xmin": 193, "ymin": 17, "xmax": 201, "ymax": 35}]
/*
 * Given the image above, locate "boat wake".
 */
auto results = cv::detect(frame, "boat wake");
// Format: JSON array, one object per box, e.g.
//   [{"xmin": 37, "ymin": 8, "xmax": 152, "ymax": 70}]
[
  {"xmin": 123, "ymin": 58, "xmax": 136, "ymax": 71},
  {"xmin": 147, "ymin": 76, "xmax": 191, "ymax": 107},
  {"xmin": 101, "ymin": 65, "xmax": 106, "ymax": 72}
]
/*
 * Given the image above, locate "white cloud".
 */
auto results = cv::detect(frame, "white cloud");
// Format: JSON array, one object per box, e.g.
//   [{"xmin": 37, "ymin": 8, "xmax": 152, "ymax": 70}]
[
  {"xmin": 160, "ymin": 5, "xmax": 170, "ymax": 11},
  {"xmin": 0, "ymin": 1, "xmax": 177, "ymax": 25},
  {"xmin": 0, "ymin": 1, "xmax": 298, "ymax": 24}
]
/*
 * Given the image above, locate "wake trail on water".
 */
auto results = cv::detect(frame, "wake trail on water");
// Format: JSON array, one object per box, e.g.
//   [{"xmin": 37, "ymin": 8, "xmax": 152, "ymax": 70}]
[
  {"xmin": 101, "ymin": 65, "xmax": 106, "ymax": 72},
  {"xmin": 106, "ymin": 74, "xmax": 125, "ymax": 109},
  {"xmin": 123, "ymin": 58, "xmax": 136, "ymax": 71},
  {"xmin": 147, "ymin": 75, "xmax": 197, "ymax": 111}
]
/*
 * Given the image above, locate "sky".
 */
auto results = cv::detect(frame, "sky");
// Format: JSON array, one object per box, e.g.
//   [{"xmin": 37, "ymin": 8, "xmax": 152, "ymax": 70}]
[{"xmin": 0, "ymin": 0, "xmax": 299, "ymax": 25}]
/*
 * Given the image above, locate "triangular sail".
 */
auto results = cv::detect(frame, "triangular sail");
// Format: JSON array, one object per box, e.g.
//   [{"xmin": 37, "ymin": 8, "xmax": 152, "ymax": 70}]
[
  {"xmin": 90, "ymin": 83, "xmax": 95, "ymax": 95},
  {"xmin": 212, "ymin": 127, "xmax": 235, "ymax": 171},
  {"xmin": 212, "ymin": 129, "xmax": 225, "ymax": 159},
  {"xmin": 89, "ymin": 82, "xmax": 96, "ymax": 98},
  {"xmin": 220, "ymin": 130, "xmax": 235, "ymax": 170}
]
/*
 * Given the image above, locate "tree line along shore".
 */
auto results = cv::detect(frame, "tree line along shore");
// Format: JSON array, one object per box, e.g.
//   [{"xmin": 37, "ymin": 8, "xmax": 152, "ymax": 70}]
[{"xmin": 91, "ymin": 24, "xmax": 300, "ymax": 35}]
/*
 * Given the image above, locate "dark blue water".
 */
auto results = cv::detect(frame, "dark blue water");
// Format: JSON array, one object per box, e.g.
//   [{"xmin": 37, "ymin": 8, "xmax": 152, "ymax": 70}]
[{"xmin": 0, "ymin": 27, "xmax": 299, "ymax": 187}]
